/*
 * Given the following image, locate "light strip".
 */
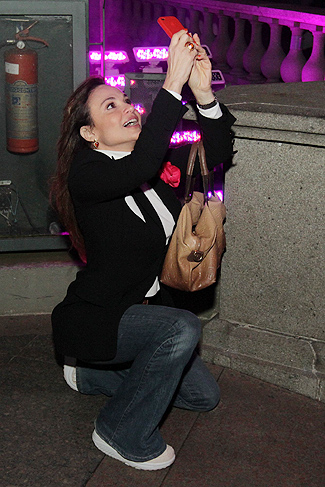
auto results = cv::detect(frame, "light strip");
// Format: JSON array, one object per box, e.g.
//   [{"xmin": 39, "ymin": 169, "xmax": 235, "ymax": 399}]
[
  {"xmin": 105, "ymin": 75, "xmax": 126, "ymax": 87},
  {"xmin": 170, "ymin": 130, "xmax": 201, "ymax": 145},
  {"xmin": 133, "ymin": 46, "xmax": 169, "ymax": 62},
  {"xmin": 89, "ymin": 50, "xmax": 129, "ymax": 63}
]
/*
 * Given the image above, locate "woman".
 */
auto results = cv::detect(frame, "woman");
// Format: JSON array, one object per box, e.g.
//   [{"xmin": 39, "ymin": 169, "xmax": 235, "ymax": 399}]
[{"xmin": 51, "ymin": 30, "xmax": 236, "ymax": 470}]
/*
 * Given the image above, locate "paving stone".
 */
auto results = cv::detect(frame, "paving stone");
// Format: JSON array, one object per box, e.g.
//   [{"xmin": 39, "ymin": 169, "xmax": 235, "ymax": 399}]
[
  {"xmin": 161, "ymin": 368, "xmax": 325, "ymax": 487},
  {"xmin": 1, "ymin": 322, "xmax": 324, "ymax": 487}
]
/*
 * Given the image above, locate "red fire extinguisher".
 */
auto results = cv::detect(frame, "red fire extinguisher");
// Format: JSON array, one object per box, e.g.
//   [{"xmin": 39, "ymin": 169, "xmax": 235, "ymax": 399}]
[{"xmin": 4, "ymin": 21, "xmax": 48, "ymax": 154}]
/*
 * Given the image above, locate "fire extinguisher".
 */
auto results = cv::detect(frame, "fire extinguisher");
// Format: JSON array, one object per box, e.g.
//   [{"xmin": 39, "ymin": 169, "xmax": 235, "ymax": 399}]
[{"xmin": 3, "ymin": 21, "xmax": 48, "ymax": 154}]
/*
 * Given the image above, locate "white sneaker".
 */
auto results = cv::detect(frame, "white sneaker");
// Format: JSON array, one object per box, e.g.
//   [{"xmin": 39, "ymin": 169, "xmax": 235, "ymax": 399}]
[
  {"xmin": 63, "ymin": 365, "xmax": 78, "ymax": 391},
  {"xmin": 92, "ymin": 430, "xmax": 175, "ymax": 470}
]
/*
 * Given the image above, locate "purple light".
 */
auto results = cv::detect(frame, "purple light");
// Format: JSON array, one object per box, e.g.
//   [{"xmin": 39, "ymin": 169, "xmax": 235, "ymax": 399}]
[
  {"xmin": 89, "ymin": 50, "xmax": 129, "ymax": 63},
  {"xmin": 105, "ymin": 75, "xmax": 126, "ymax": 87},
  {"xmin": 89, "ymin": 51, "xmax": 101, "ymax": 63},
  {"xmin": 207, "ymin": 190, "xmax": 223, "ymax": 201},
  {"xmin": 106, "ymin": 51, "xmax": 129, "ymax": 62},
  {"xmin": 216, "ymin": 191, "xmax": 223, "ymax": 201},
  {"xmin": 134, "ymin": 104, "xmax": 146, "ymax": 115},
  {"xmin": 133, "ymin": 46, "xmax": 169, "ymax": 62},
  {"xmin": 170, "ymin": 131, "xmax": 201, "ymax": 145}
]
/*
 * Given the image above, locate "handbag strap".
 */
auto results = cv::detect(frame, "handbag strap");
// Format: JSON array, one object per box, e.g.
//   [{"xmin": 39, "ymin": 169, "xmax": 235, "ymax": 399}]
[{"xmin": 184, "ymin": 140, "xmax": 212, "ymax": 203}]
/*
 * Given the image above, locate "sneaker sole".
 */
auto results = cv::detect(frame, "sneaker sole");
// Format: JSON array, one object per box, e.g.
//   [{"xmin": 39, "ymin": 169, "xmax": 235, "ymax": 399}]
[
  {"xmin": 92, "ymin": 430, "xmax": 175, "ymax": 470},
  {"xmin": 63, "ymin": 365, "xmax": 78, "ymax": 392}
]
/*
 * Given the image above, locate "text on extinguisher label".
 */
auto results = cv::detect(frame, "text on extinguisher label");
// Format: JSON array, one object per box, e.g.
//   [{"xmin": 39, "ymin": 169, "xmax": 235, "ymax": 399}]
[
  {"xmin": 6, "ymin": 80, "xmax": 38, "ymax": 140},
  {"xmin": 5, "ymin": 62, "xmax": 19, "ymax": 75}
]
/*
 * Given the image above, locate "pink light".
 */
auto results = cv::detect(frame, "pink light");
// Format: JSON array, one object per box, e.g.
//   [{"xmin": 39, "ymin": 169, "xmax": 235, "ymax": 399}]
[
  {"xmin": 134, "ymin": 104, "xmax": 146, "ymax": 115},
  {"xmin": 216, "ymin": 191, "xmax": 223, "ymax": 201},
  {"xmin": 106, "ymin": 51, "xmax": 128, "ymax": 62},
  {"xmin": 208, "ymin": 190, "xmax": 223, "ymax": 201},
  {"xmin": 89, "ymin": 51, "xmax": 102, "ymax": 62},
  {"xmin": 89, "ymin": 50, "xmax": 129, "ymax": 63},
  {"xmin": 105, "ymin": 75, "xmax": 126, "ymax": 87},
  {"xmin": 170, "ymin": 131, "xmax": 201, "ymax": 145},
  {"xmin": 133, "ymin": 46, "xmax": 169, "ymax": 62}
]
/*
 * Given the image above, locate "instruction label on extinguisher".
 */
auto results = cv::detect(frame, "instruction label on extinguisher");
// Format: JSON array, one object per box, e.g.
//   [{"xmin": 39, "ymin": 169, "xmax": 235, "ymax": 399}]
[
  {"xmin": 5, "ymin": 62, "xmax": 19, "ymax": 75},
  {"xmin": 6, "ymin": 80, "xmax": 38, "ymax": 140}
]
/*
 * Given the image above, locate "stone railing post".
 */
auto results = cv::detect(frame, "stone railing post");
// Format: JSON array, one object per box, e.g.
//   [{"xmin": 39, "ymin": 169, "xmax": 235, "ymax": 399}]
[
  {"xmin": 302, "ymin": 28, "xmax": 325, "ymax": 81},
  {"xmin": 142, "ymin": 1, "xmax": 153, "ymax": 43},
  {"xmin": 138, "ymin": 0, "xmax": 149, "ymax": 44},
  {"xmin": 243, "ymin": 15, "xmax": 265, "ymax": 82},
  {"xmin": 211, "ymin": 11, "xmax": 231, "ymax": 72},
  {"xmin": 150, "ymin": 2, "xmax": 165, "ymax": 45},
  {"xmin": 163, "ymin": 2, "xmax": 176, "ymax": 17},
  {"xmin": 188, "ymin": 6, "xmax": 201, "ymax": 37},
  {"xmin": 174, "ymin": 5, "xmax": 188, "ymax": 27},
  {"xmin": 280, "ymin": 25, "xmax": 306, "ymax": 83},
  {"xmin": 226, "ymin": 14, "xmax": 247, "ymax": 78},
  {"xmin": 122, "ymin": 0, "xmax": 142, "ymax": 45},
  {"xmin": 261, "ymin": 19, "xmax": 286, "ymax": 83},
  {"xmin": 200, "ymin": 8, "xmax": 215, "ymax": 47}
]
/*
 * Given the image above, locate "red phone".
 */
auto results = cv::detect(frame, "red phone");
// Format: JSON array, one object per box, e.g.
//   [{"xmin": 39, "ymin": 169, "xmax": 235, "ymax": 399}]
[{"xmin": 157, "ymin": 16, "xmax": 188, "ymax": 38}]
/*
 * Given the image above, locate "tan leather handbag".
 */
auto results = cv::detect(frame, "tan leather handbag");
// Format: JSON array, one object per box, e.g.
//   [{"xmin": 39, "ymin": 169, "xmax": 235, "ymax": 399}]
[{"xmin": 160, "ymin": 140, "xmax": 226, "ymax": 292}]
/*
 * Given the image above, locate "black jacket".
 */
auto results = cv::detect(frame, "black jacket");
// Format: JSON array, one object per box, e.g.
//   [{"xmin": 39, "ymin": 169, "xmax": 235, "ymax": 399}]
[{"xmin": 51, "ymin": 89, "xmax": 236, "ymax": 362}]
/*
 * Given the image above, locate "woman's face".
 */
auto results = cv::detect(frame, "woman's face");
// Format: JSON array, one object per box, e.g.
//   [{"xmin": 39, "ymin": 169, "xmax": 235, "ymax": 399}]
[{"xmin": 80, "ymin": 84, "xmax": 142, "ymax": 152}]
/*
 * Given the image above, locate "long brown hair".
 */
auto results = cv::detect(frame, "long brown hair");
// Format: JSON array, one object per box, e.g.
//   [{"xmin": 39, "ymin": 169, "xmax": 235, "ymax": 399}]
[{"xmin": 50, "ymin": 76, "xmax": 105, "ymax": 261}]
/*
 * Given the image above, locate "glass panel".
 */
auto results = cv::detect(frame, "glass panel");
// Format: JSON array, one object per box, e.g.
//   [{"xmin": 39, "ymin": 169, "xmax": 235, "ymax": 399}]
[{"xmin": 0, "ymin": 14, "xmax": 74, "ymax": 251}]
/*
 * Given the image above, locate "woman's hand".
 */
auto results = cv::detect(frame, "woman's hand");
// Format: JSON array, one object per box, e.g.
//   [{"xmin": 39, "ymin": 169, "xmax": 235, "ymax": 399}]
[
  {"xmin": 162, "ymin": 30, "xmax": 197, "ymax": 94},
  {"xmin": 188, "ymin": 34, "xmax": 215, "ymax": 106}
]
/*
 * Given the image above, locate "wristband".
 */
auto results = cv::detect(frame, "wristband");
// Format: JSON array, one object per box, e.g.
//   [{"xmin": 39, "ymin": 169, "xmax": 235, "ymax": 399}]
[{"xmin": 197, "ymin": 94, "xmax": 218, "ymax": 110}]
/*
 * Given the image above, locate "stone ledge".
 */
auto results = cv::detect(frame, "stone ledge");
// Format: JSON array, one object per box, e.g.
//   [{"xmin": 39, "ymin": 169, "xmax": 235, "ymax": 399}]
[
  {"xmin": 201, "ymin": 318, "xmax": 325, "ymax": 402},
  {"xmin": 0, "ymin": 250, "xmax": 80, "ymax": 268},
  {"xmin": 0, "ymin": 251, "xmax": 80, "ymax": 316},
  {"xmin": 233, "ymin": 126, "xmax": 325, "ymax": 147},
  {"xmin": 218, "ymin": 81, "xmax": 325, "ymax": 122}
]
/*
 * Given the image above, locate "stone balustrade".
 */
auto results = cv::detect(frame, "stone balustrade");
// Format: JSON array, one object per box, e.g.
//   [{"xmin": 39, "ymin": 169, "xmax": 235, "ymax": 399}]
[{"xmin": 106, "ymin": 0, "xmax": 325, "ymax": 84}]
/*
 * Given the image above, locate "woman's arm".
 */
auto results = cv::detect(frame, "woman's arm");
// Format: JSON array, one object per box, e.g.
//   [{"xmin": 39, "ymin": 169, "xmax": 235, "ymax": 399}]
[
  {"xmin": 69, "ymin": 31, "xmax": 198, "ymax": 204},
  {"xmin": 198, "ymin": 105, "xmax": 236, "ymax": 171},
  {"xmin": 165, "ymin": 104, "xmax": 236, "ymax": 177},
  {"xmin": 165, "ymin": 33, "xmax": 236, "ymax": 177},
  {"xmin": 69, "ymin": 89, "xmax": 187, "ymax": 204}
]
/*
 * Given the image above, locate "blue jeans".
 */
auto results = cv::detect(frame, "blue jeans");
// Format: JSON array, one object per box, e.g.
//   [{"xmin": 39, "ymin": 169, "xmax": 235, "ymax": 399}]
[{"xmin": 76, "ymin": 304, "xmax": 220, "ymax": 462}]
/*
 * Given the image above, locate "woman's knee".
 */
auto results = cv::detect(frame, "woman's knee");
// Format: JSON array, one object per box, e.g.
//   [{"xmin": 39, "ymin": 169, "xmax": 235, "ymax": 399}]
[
  {"xmin": 126, "ymin": 304, "xmax": 202, "ymax": 357},
  {"xmin": 148, "ymin": 307, "xmax": 202, "ymax": 360},
  {"xmin": 171, "ymin": 308, "xmax": 202, "ymax": 348}
]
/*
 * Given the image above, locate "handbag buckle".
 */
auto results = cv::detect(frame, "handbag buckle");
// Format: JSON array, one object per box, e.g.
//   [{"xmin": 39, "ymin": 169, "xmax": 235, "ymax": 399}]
[{"xmin": 187, "ymin": 250, "xmax": 204, "ymax": 262}]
